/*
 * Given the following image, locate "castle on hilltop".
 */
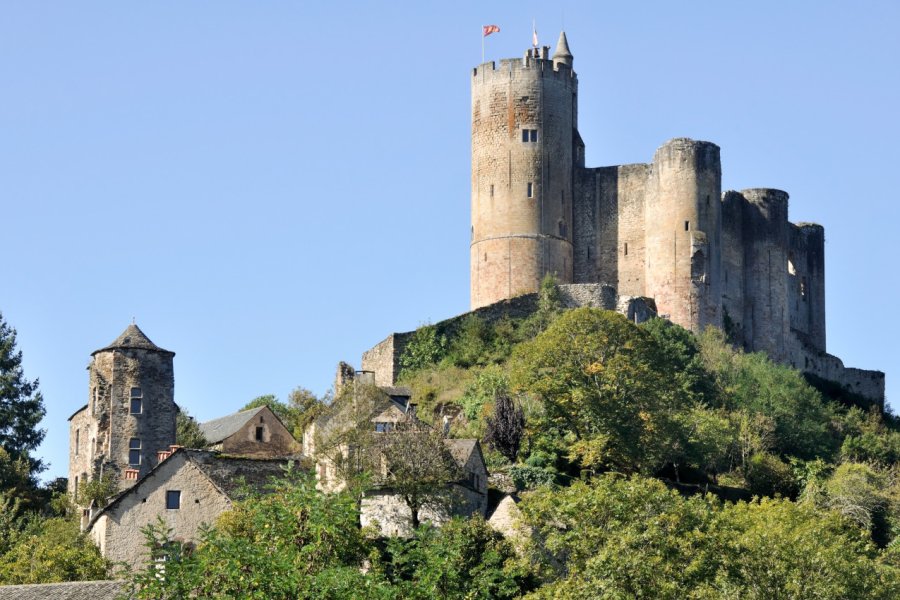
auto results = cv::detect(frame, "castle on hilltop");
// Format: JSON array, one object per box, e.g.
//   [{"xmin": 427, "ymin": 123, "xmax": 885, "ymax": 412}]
[
  {"xmin": 465, "ymin": 32, "xmax": 883, "ymax": 403},
  {"xmin": 359, "ymin": 32, "xmax": 882, "ymax": 403}
]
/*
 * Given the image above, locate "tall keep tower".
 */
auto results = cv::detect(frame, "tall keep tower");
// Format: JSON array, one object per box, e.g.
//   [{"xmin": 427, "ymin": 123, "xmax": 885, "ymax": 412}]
[
  {"xmin": 68, "ymin": 324, "xmax": 177, "ymax": 499},
  {"xmin": 470, "ymin": 32, "xmax": 580, "ymax": 309}
]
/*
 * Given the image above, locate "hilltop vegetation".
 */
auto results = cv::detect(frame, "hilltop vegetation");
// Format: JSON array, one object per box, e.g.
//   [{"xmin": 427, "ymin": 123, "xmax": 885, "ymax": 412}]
[{"xmin": 129, "ymin": 280, "xmax": 900, "ymax": 598}]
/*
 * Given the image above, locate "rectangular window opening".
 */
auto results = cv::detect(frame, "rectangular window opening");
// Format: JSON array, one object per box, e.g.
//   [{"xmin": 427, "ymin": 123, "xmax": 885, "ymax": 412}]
[
  {"xmin": 685, "ymin": 221, "xmax": 690, "ymax": 231},
  {"xmin": 129, "ymin": 438, "xmax": 141, "ymax": 466},
  {"xmin": 624, "ymin": 242, "xmax": 629, "ymax": 256},
  {"xmin": 166, "ymin": 490, "xmax": 181, "ymax": 510},
  {"xmin": 255, "ymin": 426, "xmax": 264, "ymax": 441},
  {"xmin": 527, "ymin": 182, "xmax": 533, "ymax": 198},
  {"xmin": 521, "ymin": 128, "xmax": 538, "ymax": 143},
  {"xmin": 489, "ymin": 184, "xmax": 494, "ymax": 198},
  {"xmin": 130, "ymin": 387, "xmax": 142, "ymax": 414},
  {"xmin": 75, "ymin": 429, "xmax": 80, "ymax": 455}
]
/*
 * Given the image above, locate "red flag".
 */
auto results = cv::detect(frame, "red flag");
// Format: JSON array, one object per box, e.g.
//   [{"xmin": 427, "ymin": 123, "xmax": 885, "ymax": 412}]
[{"xmin": 483, "ymin": 25, "xmax": 500, "ymax": 37}]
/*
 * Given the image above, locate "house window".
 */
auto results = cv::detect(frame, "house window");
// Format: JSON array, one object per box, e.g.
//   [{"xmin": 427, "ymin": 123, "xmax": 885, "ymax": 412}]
[
  {"xmin": 685, "ymin": 221, "xmax": 690, "ymax": 231},
  {"xmin": 166, "ymin": 490, "xmax": 181, "ymax": 510},
  {"xmin": 130, "ymin": 387, "xmax": 142, "ymax": 414},
  {"xmin": 489, "ymin": 184, "xmax": 494, "ymax": 198},
  {"xmin": 375, "ymin": 422, "xmax": 393, "ymax": 433},
  {"xmin": 75, "ymin": 429, "xmax": 80, "ymax": 455},
  {"xmin": 527, "ymin": 182, "xmax": 533, "ymax": 198},
  {"xmin": 255, "ymin": 426, "xmax": 264, "ymax": 441},
  {"xmin": 800, "ymin": 278, "xmax": 807, "ymax": 299},
  {"xmin": 129, "ymin": 438, "xmax": 141, "ymax": 466},
  {"xmin": 521, "ymin": 128, "xmax": 538, "ymax": 142},
  {"xmin": 624, "ymin": 242, "xmax": 629, "ymax": 256}
]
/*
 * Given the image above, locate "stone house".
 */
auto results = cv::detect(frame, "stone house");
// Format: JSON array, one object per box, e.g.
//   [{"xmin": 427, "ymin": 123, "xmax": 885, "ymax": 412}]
[
  {"xmin": 87, "ymin": 448, "xmax": 293, "ymax": 572},
  {"xmin": 199, "ymin": 405, "xmax": 301, "ymax": 458},
  {"xmin": 306, "ymin": 368, "xmax": 488, "ymax": 536}
]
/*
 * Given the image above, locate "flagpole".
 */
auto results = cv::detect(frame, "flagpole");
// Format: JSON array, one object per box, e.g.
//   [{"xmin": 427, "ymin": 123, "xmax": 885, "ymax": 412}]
[{"xmin": 482, "ymin": 26, "xmax": 485, "ymax": 63}]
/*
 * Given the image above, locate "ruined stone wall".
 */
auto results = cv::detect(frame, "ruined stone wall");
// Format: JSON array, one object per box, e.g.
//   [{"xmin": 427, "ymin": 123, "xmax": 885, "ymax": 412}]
[
  {"xmin": 89, "ymin": 348, "xmax": 177, "ymax": 490},
  {"xmin": 721, "ymin": 191, "xmax": 747, "ymax": 347},
  {"xmin": 470, "ymin": 56, "xmax": 577, "ymax": 309},
  {"xmin": 787, "ymin": 223, "xmax": 826, "ymax": 351},
  {"xmin": 361, "ymin": 483, "xmax": 487, "ymax": 538},
  {"xmin": 90, "ymin": 454, "xmax": 231, "ymax": 573},
  {"xmin": 361, "ymin": 334, "xmax": 411, "ymax": 388},
  {"xmin": 643, "ymin": 138, "xmax": 722, "ymax": 332}
]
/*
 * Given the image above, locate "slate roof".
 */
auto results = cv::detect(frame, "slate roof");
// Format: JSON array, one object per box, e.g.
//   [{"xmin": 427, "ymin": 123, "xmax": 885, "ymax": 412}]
[
  {"xmin": 185, "ymin": 449, "xmax": 297, "ymax": 499},
  {"xmin": 199, "ymin": 406, "xmax": 266, "ymax": 444},
  {"xmin": 444, "ymin": 438, "xmax": 479, "ymax": 469},
  {"xmin": 0, "ymin": 580, "xmax": 130, "ymax": 600},
  {"xmin": 92, "ymin": 323, "xmax": 174, "ymax": 356}
]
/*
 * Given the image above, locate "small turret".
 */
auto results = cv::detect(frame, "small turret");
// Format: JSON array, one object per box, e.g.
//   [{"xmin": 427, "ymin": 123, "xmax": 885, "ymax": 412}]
[{"xmin": 552, "ymin": 31, "xmax": 573, "ymax": 68}]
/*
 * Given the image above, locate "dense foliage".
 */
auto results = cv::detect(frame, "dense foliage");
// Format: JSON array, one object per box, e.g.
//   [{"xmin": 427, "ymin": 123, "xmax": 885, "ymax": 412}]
[{"xmin": 0, "ymin": 312, "xmax": 46, "ymax": 492}]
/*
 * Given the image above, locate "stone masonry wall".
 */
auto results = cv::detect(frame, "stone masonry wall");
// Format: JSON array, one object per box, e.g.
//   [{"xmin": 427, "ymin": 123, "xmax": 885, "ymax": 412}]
[
  {"xmin": 91, "ymin": 453, "xmax": 231, "ymax": 573},
  {"xmin": 470, "ymin": 55, "xmax": 576, "ymax": 309},
  {"xmin": 89, "ymin": 348, "xmax": 176, "ymax": 492},
  {"xmin": 220, "ymin": 406, "xmax": 300, "ymax": 458}
]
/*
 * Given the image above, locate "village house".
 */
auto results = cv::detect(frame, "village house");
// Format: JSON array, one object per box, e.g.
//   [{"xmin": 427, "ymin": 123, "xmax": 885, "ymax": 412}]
[
  {"xmin": 199, "ymin": 404, "xmax": 301, "ymax": 458},
  {"xmin": 87, "ymin": 447, "xmax": 296, "ymax": 572}
]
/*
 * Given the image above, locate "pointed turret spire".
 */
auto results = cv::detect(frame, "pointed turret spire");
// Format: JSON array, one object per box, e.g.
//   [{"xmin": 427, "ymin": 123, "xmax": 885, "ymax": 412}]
[
  {"xmin": 552, "ymin": 31, "xmax": 573, "ymax": 68},
  {"xmin": 91, "ymin": 323, "xmax": 174, "ymax": 356}
]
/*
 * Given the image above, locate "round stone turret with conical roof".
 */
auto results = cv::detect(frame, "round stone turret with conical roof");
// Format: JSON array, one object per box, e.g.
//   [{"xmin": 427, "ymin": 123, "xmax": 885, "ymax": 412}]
[
  {"xmin": 552, "ymin": 31, "xmax": 573, "ymax": 68},
  {"xmin": 69, "ymin": 323, "xmax": 177, "ymax": 501}
]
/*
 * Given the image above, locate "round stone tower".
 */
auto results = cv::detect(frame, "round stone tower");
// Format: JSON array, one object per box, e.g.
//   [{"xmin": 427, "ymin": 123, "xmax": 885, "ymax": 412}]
[
  {"xmin": 68, "ymin": 324, "xmax": 176, "ymax": 498},
  {"xmin": 643, "ymin": 138, "xmax": 723, "ymax": 332},
  {"xmin": 470, "ymin": 32, "xmax": 578, "ymax": 309},
  {"xmin": 742, "ymin": 188, "xmax": 790, "ymax": 361}
]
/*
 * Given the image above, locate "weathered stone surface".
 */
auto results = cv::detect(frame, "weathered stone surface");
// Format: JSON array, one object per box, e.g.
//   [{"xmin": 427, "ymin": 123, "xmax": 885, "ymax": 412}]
[
  {"xmin": 69, "ymin": 324, "xmax": 177, "ymax": 498},
  {"xmin": 467, "ymin": 36, "xmax": 884, "ymax": 405}
]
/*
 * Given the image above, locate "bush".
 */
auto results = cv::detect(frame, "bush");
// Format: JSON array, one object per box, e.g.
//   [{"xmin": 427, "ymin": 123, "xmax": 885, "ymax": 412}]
[{"xmin": 745, "ymin": 452, "xmax": 797, "ymax": 498}]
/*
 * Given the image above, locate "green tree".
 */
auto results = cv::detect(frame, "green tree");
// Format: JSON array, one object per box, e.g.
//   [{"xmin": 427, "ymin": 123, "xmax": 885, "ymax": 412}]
[
  {"xmin": 376, "ymin": 416, "xmax": 462, "ymax": 529},
  {"xmin": 0, "ymin": 312, "xmax": 46, "ymax": 478},
  {"xmin": 175, "ymin": 407, "xmax": 208, "ymax": 448},
  {"xmin": 0, "ymin": 515, "xmax": 109, "ymax": 584},
  {"xmin": 519, "ymin": 473, "xmax": 900, "ymax": 599},
  {"xmin": 377, "ymin": 517, "xmax": 530, "ymax": 599},
  {"xmin": 699, "ymin": 327, "xmax": 838, "ymax": 461},
  {"xmin": 510, "ymin": 308, "xmax": 688, "ymax": 473},
  {"xmin": 398, "ymin": 324, "xmax": 447, "ymax": 377}
]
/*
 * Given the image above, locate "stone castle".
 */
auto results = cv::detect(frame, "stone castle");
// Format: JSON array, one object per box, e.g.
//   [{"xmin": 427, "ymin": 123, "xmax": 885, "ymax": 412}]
[{"xmin": 467, "ymin": 32, "xmax": 883, "ymax": 403}]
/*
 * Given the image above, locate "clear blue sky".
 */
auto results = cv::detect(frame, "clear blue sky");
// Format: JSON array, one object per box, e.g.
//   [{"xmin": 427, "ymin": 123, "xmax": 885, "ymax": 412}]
[{"xmin": 2, "ymin": 2, "xmax": 897, "ymax": 481}]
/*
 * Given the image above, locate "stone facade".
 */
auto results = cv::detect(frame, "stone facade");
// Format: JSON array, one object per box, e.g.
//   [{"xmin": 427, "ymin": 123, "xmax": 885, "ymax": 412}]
[
  {"xmin": 88, "ymin": 449, "xmax": 291, "ymax": 573},
  {"xmin": 68, "ymin": 324, "xmax": 177, "ymax": 499},
  {"xmin": 199, "ymin": 405, "xmax": 301, "ymax": 458},
  {"xmin": 468, "ymin": 33, "xmax": 884, "ymax": 405}
]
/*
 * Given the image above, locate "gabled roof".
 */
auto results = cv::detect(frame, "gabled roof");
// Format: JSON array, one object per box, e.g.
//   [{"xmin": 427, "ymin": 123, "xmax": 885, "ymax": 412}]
[
  {"xmin": 0, "ymin": 580, "xmax": 130, "ymax": 600},
  {"xmin": 444, "ymin": 438, "xmax": 480, "ymax": 470},
  {"xmin": 91, "ymin": 323, "xmax": 174, "ymax": 356},
  {"xmin": 88, "ymin": 448, "xmax": 300, "ymax": 529},
  {"xmin": 199, "ymin": 406, "xmax": 266, "ymax": 444}
]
